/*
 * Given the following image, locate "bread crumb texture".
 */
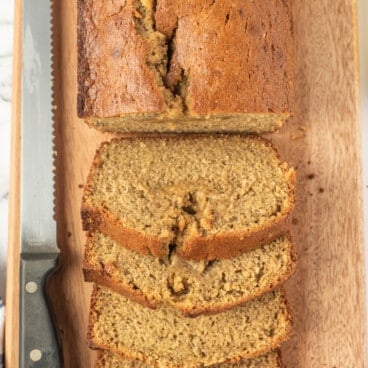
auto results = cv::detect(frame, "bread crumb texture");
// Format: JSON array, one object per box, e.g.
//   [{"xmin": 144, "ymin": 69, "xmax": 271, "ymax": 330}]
[
  {"xmin": 78, "ymin": 0, "xmax": 294, "ymax": 133},
  {"xmin": 82, "ymin": 136, "xmax": 295, "ymax": 259},
  {"xmin": 95, "ymin": 349, "xmax": 282, "ymax": 368},
  {"xmin": 85, "ymin": 232, "xmax": 295, "ymax": 315},
  {"xmin": 89, "ymin": 286, "xmax": 291, "ymax": 367}
]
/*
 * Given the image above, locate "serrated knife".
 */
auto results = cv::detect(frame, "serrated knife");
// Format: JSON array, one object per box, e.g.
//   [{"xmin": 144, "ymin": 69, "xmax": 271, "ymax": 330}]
[{"xmin": 19, "ymin": 0, "xmax": 62, "ymax": 367}]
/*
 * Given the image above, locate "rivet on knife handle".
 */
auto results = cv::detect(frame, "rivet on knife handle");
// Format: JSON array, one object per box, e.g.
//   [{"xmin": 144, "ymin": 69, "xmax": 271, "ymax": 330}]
[
  {"xmin": 19, "ymin": 0, "xmax": 62, "ymax": 366},
  {"xmin": 20, "ymin": 255, "xmax": 61, "ymax": 367}
]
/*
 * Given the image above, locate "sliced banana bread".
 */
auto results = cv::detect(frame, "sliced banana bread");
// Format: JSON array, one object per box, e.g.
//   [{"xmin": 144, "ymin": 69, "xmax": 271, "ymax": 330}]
[
  {"xmin": 84, "ymin": 232, "xmax": 296, "ymax": 316},
  {"xmin": 95, "ymin": 350, "xmax": 283, "ymax": 368},
  {"xmin": 88, "ymin": 286, "xmax": 292, "ymax": 368},
  {"xmin": 78, "ymin": 0, "xmax": 294, "ymax": 134},
  {"xmin": 81, "ymin": 136, "xmax": 295, "ymax": 260}
]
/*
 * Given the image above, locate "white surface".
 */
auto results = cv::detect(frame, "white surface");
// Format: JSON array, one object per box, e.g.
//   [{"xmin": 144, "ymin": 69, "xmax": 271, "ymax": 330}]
[{"xmin": 0, "ymin": 1, "xmax": 14, "ymax": 300}]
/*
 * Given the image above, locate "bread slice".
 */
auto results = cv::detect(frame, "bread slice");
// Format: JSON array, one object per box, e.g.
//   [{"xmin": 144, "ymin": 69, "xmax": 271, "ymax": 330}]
[
  {"xmin": 95, "ymin": 349, "xmax": 283, "ymax": 368},
  {"xmin": 78, "ymin": 0, "xmax": 294, "ymax": 134},
  {"xmin": 81, "ymin": 136, "xmax": 295, "ymax": 260},
  {"xmin": 84, "ymin": 232, "xmax": 296, "ymax": 316},
  {"xmin": 88, "ymin": 286, "xmax": 292, "ymax": 368}
]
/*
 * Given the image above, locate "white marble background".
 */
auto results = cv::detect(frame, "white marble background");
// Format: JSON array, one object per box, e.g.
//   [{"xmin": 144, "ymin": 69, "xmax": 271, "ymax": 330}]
[{"xmin": 0, "ymin": 1, "xmax": 14, "ymax": 301}]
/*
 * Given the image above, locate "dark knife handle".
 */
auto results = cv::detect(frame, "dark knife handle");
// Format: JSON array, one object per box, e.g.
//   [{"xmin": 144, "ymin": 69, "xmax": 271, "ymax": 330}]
[{"xmin": 20, "ymin": 253, "xmax": 62, "ymax": 368}]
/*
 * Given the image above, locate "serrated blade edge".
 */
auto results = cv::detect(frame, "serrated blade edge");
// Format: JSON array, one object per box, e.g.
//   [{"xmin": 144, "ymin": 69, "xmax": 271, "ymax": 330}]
[{"xmin": 21, "ymin": 0, "xmax": 58, "ymax": 253}]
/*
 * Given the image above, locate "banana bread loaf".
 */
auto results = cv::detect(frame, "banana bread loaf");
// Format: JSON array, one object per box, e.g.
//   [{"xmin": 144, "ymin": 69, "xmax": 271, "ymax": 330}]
[
  {"xmin": 78, "ymin": 0, "xmax": 294, "ymax": 133},
  {"xmin": 88, "ymin": 286, "xmax": 292, "ymax": 367},
  {"xmin": 84, "ymin": 232, "xmax": 296, "ymax": 316},
  {"xmin": 95, "ymin": 350, "xmax": 283, "ymax": 368},
  {"xmin": 81, "ymin": 135, "xmax": 295, "ymax": 260}
]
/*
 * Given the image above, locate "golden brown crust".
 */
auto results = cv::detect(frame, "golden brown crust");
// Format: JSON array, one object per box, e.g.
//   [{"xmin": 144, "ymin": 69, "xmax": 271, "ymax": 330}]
[
  {"xmin": 83, "ymin": 232, "xmax": 297, "ymax": 317},
  {"xmin": 77, "ymin": 0, "xmax": 294, "ymax": 126},
  {"xmin": 177, "ymin": 210, "xmax": 293, "ymax": 260},
  {"xmin": 95, "ymin": 351, "xmax": 103, "ymax": 368},
  {"xmin": 87, "ymin": 286, "xmax": 293, "ymax": 368},
  {"xmin": 83, "ymin": 240, "xmax": 159, "ymax": 310},
  {"xmin": 81, "ymin": 138, "xmax": 168, "ymax": 257},
  {"xmin": 81, "ymin": 135, "xmax": 295, "ymax": 260},
  {"xmin": 83, "ymin": 267, "xmax": 158, "ymax": 311},
  {"xmin": 87, "ymin": 284, "xmax": 99, "ymax": 344},
  {"xmin": 277, "ymin": 349, "xmax": 284, "ymax": 368},
  {"xmin": 77, "ymin": 0, "xmax": 89, "ymax": 117},
  {"xmin": 85, "ymin": 263, "xmax": 296, "ymax": 317},
  {"xmin": 77, "ymin": 0, "xmax": 165, "ymax": 119},
  {"xmin": 81, "ymin": 205, "xmax": 168, "ymax": 258},
  {"xmin": 81, "ymin": 199, "xmax": 293, "ymax": 260},
  {"xmin": 155, "ymin": 0, "xmax": 294, "ymax": 115}
]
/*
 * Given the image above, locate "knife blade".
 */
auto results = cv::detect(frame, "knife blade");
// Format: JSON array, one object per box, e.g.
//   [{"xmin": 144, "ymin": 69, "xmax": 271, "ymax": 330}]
[{"xmin": 19, "ymin": 0, "xmax": 62, "ymax": 366}]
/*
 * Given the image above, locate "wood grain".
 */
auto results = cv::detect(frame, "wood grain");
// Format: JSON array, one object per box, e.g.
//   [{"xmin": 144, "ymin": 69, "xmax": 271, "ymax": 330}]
[
  {"xmin": 6, "ymin": 0, "xmax": 365, "ymax": 367},
  {"xmin": 274, "ymin": 1, "xmax": 366, "ymax": 366},
  {"xmin": 5, "ymin": 0, "xmax": 21, "ymax": 366}
]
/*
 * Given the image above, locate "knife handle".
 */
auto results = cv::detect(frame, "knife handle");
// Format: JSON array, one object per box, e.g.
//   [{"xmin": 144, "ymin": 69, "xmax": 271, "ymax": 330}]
[{"xmin": 20, "ymin": 254, "xmax": 62, "ymax": 368}]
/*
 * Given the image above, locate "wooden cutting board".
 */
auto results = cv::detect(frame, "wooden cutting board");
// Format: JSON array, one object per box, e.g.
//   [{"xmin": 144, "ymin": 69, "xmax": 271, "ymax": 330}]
[{"xmin": 6, "ymin": 0, "xmax": 366, "ymax": 367}]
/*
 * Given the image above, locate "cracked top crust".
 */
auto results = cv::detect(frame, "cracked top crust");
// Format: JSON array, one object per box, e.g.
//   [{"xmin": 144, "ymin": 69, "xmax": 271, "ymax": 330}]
[
  {"xmin": 155, "ymin": 0, "xmax": 294, "ymax": 114},
  {"xmin": 77, "ymin": 0, "xmax": 166, "ymax": 117},
  {"xmin": 78, "ymin": 0, "xmax": 294, "ymax": 119}
]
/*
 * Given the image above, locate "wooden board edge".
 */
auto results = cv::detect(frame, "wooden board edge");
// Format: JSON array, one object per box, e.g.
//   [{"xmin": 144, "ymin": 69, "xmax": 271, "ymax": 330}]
[
  {"xmin": 5, "ymin": 0, "xmax": 22, "ymax": 366},
  {"xmin": 353, "ymin": 0, "xmax": 368, "ymax": 360},
  {"xmin": 354, "ymin": 0, "xmax": 368, "ymax": 360},
  {"xmin": 4, "ymin": 1, "xmax": 367, "ymax": 367}
]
